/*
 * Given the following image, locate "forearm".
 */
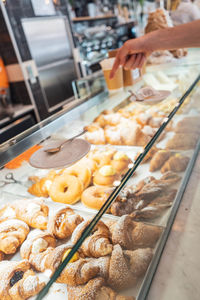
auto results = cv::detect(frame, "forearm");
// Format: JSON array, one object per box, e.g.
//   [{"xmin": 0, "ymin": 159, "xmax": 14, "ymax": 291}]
[{"xmin": 143, "ymin": 20, "xmax": 200, "ymax": 52}]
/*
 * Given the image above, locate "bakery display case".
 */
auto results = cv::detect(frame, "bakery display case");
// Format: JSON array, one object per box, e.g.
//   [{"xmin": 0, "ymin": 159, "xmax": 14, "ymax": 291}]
[{"xmin": 0, "ymin": 54, "xmax": 200, "ymax": 300}]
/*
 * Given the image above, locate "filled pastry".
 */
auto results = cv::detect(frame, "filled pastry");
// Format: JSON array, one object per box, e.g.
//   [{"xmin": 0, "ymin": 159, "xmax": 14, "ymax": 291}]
[
  {"xmin": 0, "ymin": 218, "xmax": 29, "ymax": 254},
  {"xmin": 71, "ymin": 219, "xmax": 113, "ymax": 258},
  {"xmin": 161, "ymin": 154, "xmax": 189, "ymax": 173},
  {"xmin": 10, "ymin": 199, "xmax": 49, "ymax": 230},
  {"xmin": 28, "ymin": 170, "xmax": 57, "ymax": 197},
  {"xmin": 174, "ymin": 116, "xmax": 200, "ymax": 134},
  {"xmin": 111, "ymin": 151, "xmax": 132, "ymax": 174},
  {"xmin": 109, "ymin": 215, "xmax": 162, "ymax": 250},
  {"xmin": 67, "ymin": 277, "xmax": 135, "ymax": 300},
  {"xmin": 93, "ymin": 165, "xmax": 120, "ymax": 187},
  {"xmin": 0, "ymin": 260, "xmax": 45, "ymax": 299},
  {"xmin": 47, "ymin": 206, "xmax": 83, "ymax": 239}
]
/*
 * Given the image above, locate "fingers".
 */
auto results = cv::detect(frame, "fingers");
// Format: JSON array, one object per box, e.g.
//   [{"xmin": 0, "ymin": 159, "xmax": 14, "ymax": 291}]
[
  {"xmin": 124, "ymin": 53, "xmax": 146, "ymax": 71},
  {"xmin": 110, "ymin": 56, "xmax": 120, "ymax": 79},
  {"xmin": 110, "ymin": 44, "xmax": 130, "ymax": 79}
]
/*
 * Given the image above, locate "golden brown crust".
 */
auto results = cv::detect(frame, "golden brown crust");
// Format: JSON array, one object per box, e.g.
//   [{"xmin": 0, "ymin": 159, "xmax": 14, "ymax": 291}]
[
  {"xmin": 0, "ymin": 219, "xmax": 29, "ymax": 255},
  {"xmin": 93, "ymin": 169, "xmax": 120, "ymax": 187},
  {"xmin": 28, "ymin": 170, "xmax": 57, "ymax": 198},
  {"xmin": 149, "ymin": 150, "xmax": 172, "ymax": 172},
  {"xmin": 0, "ymin": 260, "xmax": 45, "ymax": 300},
  {"xmin": 110, "ymin": 215, "xmax": 162, "ymax": 250},
  {"xmin": 71, "ymin": 220, "xmax": 113, "ymax": 257},
  {"xmin": 81, "ymin": 186, "xmax": 112, "ymax": 210},
  {"xmin": 10, "ymin": 199, "xmax": 49, "ymax": 230},
  {"xmin": 20, "ymin": 232, "xmax": 56, "ymax": 261},
  {"xmin": 47, "ymin": 207, "xmax": 83, "ymax": 239},
  {"xmin": 161, "ymin": 155, "xmax": 189, "ymax": 173},
  {"xmin": 58, "ymin": 258, "xmax": 100, "ymax": 285},
  {"xmin": 49, "ymin": 174, "xmax": 83, "ymax": 204},
  {"xmin": 67, "ymin": 277, "xmax": 136, "ymax": 300}
]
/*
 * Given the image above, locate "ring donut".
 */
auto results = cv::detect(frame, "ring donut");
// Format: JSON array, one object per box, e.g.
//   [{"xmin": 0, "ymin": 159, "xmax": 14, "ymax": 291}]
[
  {"xmin": 62, "ymin": 164, "xmax": 91, "ymax": 188},
  {"xmin": 81, "ymin": 186, "xmax": 112, "ymax": 210},
  {"xmin": 49, "ymin": 174, "xmax": 83, "ymax": 204}
]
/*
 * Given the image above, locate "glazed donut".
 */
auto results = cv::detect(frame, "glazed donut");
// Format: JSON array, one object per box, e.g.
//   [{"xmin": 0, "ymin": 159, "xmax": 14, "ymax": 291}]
[
  {"xmin": 111, "ymin": 152, "xmax": 132, "ymax": 174},
  {"xmin": 62, "ymin": 164, "xmax": 91, "ymax": 188},
  {"xmin": 93, "ymin": 165, "xmax": 120, "ymax": 187},
  {"xmin": 49, "ymin": 174, "xmax": 83, "ymax": 204},
  {"xmin": 81, "ymin": 186, "xmax": 112, "ymax": 210}
]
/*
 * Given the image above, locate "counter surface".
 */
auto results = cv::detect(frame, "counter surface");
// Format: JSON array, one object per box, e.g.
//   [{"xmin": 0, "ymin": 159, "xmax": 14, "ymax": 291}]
[{"xmin": 147, "ymin": 152, "xmax": 200, "ymax": 300}]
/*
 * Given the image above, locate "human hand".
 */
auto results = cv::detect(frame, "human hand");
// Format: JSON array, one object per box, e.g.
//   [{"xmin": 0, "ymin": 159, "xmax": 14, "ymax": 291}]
[{"xmin": 110, "ymin": 37, "xmax": 152, "ymax": 78}]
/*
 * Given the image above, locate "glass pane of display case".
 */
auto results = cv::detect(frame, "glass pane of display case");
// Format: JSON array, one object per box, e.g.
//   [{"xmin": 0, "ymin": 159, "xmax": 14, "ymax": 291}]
[{"xmin": 0, "ymin": 54, "xmax": 199, "ymax": 299}]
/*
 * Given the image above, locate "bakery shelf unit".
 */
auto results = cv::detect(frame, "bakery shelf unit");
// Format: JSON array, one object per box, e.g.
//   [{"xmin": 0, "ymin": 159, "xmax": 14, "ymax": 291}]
[{"xmin": 0, "ymin": 53, "xmax": 200, "ymax": 300}]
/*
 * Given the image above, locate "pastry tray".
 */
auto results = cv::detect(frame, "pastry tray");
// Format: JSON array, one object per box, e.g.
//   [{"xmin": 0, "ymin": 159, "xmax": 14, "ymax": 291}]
[{"xmin": 0, "ymin": 191, "xmax": 164, "ymax": 300}]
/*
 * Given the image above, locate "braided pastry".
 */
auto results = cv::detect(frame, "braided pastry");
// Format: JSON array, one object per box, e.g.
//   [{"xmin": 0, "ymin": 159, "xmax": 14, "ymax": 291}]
[
  {"xmin": 47, "ymin": 207, "xmax": 83, "ymax": 239},
  {"xmin": 0, "ymin": 260, "xmax": 45, "ymax": 300},
  {"xmin": 10, "ymin": 199, "xmax": 49, "ymax": 230},
  {"xmin": 0, "ymin": 218, "xmax": 29, "ymax": 255},
  {"xmin": 71, "ymin": 219, "xmax": 113, "ymax": 257}
]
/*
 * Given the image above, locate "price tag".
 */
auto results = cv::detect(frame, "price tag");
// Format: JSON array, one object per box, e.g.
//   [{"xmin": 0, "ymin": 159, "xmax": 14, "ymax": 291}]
[{"xmin": 132, "ymin": 68, "xmax": 141, "ymax": 80}]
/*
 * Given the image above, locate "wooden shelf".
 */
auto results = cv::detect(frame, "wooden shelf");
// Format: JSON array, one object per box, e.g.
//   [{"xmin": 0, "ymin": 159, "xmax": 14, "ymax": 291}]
[{"xmin": 72, "ymin": 15, "xmax": 116, "ymax": 22}]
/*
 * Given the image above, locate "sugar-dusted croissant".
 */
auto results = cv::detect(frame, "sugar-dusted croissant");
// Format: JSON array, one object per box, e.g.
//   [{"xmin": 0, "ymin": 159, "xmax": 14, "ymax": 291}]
[
  {"xmin": 67, "ymin": 277, "xmax": 135, "ymax": 300},
  {"xmin": 0, "ymin": 218, "xmax": 29, "ymax": 254},
  {"xmin": 20, "ymin": 232, "xmax": 56, "ymax": 264},
  {"xmin": 131, "ymin": 204, "xmax": 170, "ymax": 220},
  {"xmin": 0, "ymin": 260, "xmax": 45, "ymax": 300},
  {"xmin": 108, "ymin": 244, "xmax": 153, "ymax": 290},
  {"xmin": 10, "ymin": 199, "xmax": 49, "ymax": 230},
  {"xmin": 28, "ymin": 170, "xmax": 57, "ymax": 197},
  {"xmin": 71, "ymin": 219, "xmax": 113, "ymax": 257},
  {"xmin": 47, "ymin": 206, "xmax": 83, "ymax": 239},
  {"xmin": 109, "ymin": 215, "xmax": 162, "ymax": 250},
  {"xmin": 149, "ymin": 150, "xmax": 172, "ymax": 172},
  {"xmin": 174, "ymin": 116, "xmax": 200, "ymax": 134},
  {"xmin": 161, "ymin": 154, "xmax": 189, "ymax": 173},
  {"xmin": 58, "ymin": 257, "xmax": 100, "ymax": 286}
]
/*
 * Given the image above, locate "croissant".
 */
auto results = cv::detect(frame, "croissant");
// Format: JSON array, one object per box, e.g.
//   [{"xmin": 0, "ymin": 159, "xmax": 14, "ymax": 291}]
[
  {"xmin": 0, "ymin": 218, "xmax": 29, "ymax": 254},
  {"xmin": 161, "ymin": 155, "xmax": 189, "ymax": 173},
  {"xmin": 10, "ymin": 199, "xmax": 49, "ymax": 230},
  {"xmin": 47, "ymin": 207, "xmax": 83, "ymax": 239},
  {"xmin": 149, "ymin": 150, "xmax": 172, "ymax": 172},
  {"xmin": 134, "ymin": 146, "xmax": 160, "ymax": 164},
  {"xmin": 71, "ymin": 219, "xmax": 113, "ymax": 257},
  {"xmin": 108, "ymin": 244, "xmax": 153, "ymax": 290},
  {"xmin": 109, "ymin": 215, "xmax": 162, "ymax": 250},
  {"xmin": 67, "ymin": 277, "xmax": 135, "ymax": 300},
  {"xmin": 58, "ymin": 257, "xmax": 100, "ymax": 286},
  {"xmin": 28, "ymin": 170, "xmax": 57, "ymax": 197},
  {"xmin": 0, "ymin": 260, "xmax": 45, "ymax": 300},
  {"xmin": 20, "ymin": 232, "xmax": 56, "ymax": 263}
]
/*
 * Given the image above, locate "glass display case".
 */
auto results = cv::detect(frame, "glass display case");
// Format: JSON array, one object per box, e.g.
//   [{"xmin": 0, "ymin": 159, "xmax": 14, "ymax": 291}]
[{"xmin": 0, "ymin": 50, "xmax": 200, "ymax": 300}]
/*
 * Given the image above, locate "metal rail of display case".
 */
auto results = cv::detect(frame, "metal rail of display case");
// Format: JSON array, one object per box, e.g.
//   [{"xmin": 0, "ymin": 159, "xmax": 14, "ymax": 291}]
[{"xmin": 137, "ymin": 139, "xmax": 200, "ymax": 300}]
